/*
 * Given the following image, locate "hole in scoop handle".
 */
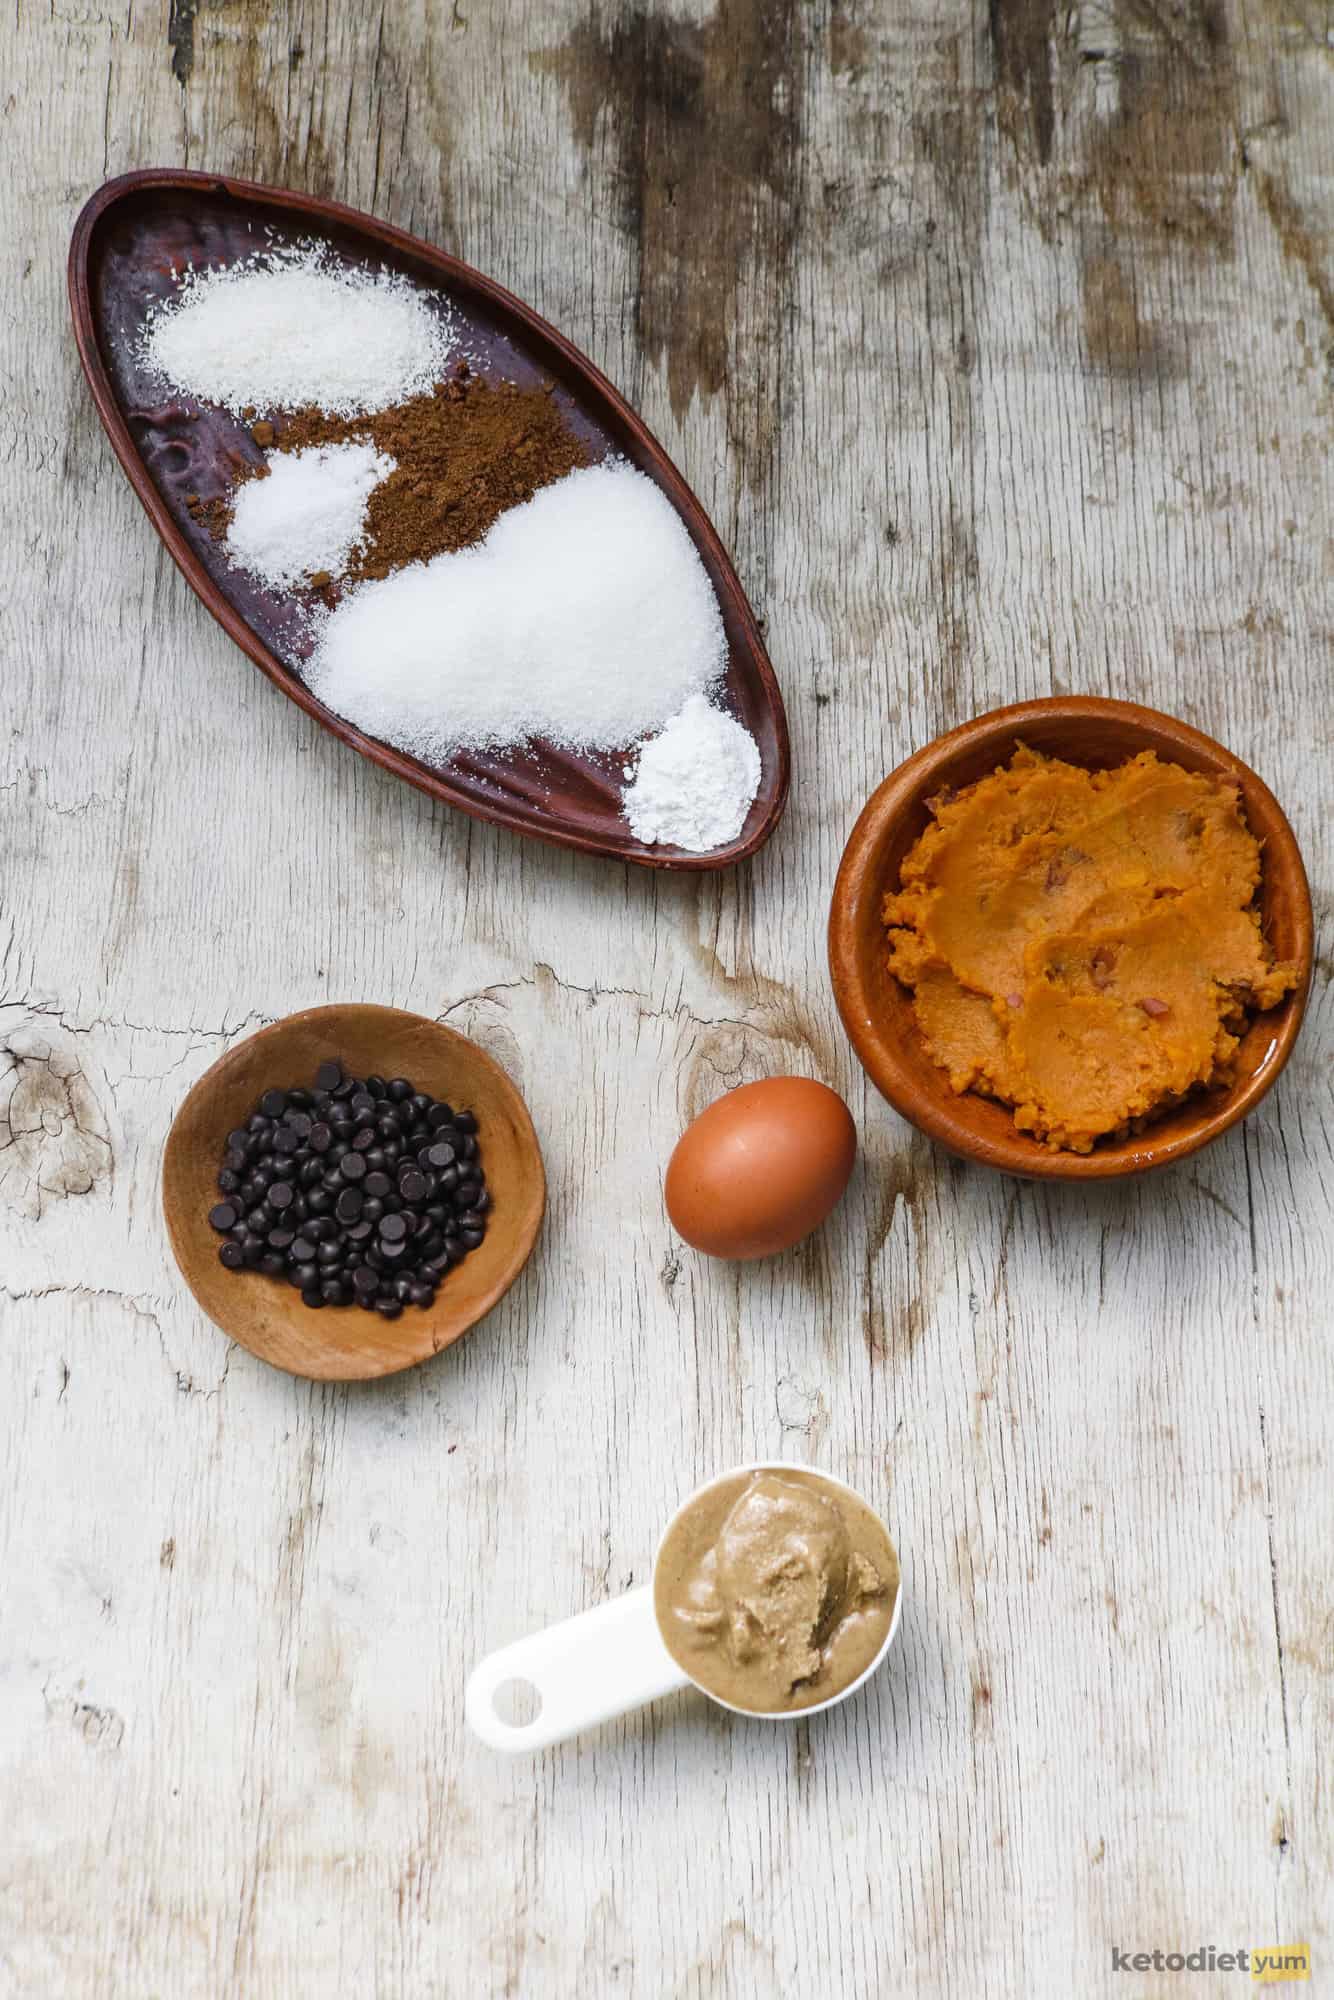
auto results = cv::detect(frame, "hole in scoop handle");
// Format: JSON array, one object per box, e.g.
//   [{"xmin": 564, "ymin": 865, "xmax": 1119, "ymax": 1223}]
[{"xmin": 466, "ymin": 1585, "xmax": 690, "ymax": 1753}]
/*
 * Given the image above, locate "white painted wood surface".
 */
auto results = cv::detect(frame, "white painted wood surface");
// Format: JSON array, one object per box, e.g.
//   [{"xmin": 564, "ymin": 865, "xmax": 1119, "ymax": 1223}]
[{"xmin": 1, "ymin": 0, "xmax": 1331, "ymax": 1992}]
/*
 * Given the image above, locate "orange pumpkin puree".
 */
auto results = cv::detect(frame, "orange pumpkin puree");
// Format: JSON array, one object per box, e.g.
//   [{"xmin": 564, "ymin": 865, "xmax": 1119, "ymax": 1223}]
[{"xmin": 883, "ymin": 747, "xmax": 1298, "ymax": 1153}]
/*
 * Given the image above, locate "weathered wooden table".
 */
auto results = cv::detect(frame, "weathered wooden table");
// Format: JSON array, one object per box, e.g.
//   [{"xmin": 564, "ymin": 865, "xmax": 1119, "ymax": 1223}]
[{"xmin": 2, "ymin": 1, "xmax": 1330, "ymax": 1993}]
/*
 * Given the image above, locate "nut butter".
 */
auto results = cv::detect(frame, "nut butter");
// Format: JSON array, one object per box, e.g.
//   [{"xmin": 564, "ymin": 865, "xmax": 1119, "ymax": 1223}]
[{"xmin": 653, "ymin": 1467, "xmax": 900, "ymax": 1715}]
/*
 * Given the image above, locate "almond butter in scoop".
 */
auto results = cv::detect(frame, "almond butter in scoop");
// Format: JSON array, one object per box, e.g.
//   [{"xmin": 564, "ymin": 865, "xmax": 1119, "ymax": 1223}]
[{"xmin": 654, "ymin": 1469, "xmax": 899, "ymax": 1714}]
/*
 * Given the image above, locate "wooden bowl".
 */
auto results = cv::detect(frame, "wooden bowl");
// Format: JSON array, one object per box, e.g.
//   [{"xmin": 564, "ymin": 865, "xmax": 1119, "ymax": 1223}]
[
  {"xmin": 163, "ymin": 1004, "xmax": 545, "ymax": 1378},
  {"xmin": 68, "ymin": 169, "xmax": 789, "ymax": 871},
  {"xmin": 828, "ymin": 698, "xmax": 1314, "ymax": 1181}
]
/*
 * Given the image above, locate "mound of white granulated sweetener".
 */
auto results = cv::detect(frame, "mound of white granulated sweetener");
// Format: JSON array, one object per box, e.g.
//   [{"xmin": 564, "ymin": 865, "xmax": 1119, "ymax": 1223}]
[
  {"xmin": 141, "ymin": 246, "xmax": 454, "ymax": 417},
  {"xmin": 226, "ymin": 442, "xmax": 396, "ymax": 590},
  {"xmin": 623, "ymin": 694, "xmax": 761, "ymax": 851},
  {"xmin": 304, "ymin": 462, "xmax": 727, "ymax": 757}
]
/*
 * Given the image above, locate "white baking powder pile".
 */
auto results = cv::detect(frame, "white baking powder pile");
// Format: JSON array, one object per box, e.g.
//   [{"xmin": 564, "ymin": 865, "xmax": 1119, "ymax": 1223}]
[
  {"xmin": 304, "ymin": 461, "xmax": 728, "ymax": 757},
  {"xmin": 622, "ymin": 693, "xmax": 761, "ymax": 850},
  {"xmin": 224, "ymin": 442, "xmax": 396, "ymax": 590},
  {"xmin": 141, "ymin": 246, "xmax": 454, "ymax": 417}
]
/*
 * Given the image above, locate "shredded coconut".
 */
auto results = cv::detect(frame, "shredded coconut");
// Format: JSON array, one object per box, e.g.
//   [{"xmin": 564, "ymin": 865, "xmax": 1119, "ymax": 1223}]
[
  {"xmin": 140, "ymin": 245, "xmax": 454, "ymax": 417},
  {"xmin": 225, "ymin": 443, "xmax": 396, "ymax": 589},
  {"xmin": 304, "ymin": 462, "xmax": 727, "ymax": 757},
  {"xmin": 623, "ymin": 695, "xmax": 761, "ymax": 851}
]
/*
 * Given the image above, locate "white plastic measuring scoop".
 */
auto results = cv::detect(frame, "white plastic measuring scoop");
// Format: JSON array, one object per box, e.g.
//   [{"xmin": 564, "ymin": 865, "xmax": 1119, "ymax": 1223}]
[{"xmin": 465, "ymin": 1460, "xmax": 903, "ymax": 1753}]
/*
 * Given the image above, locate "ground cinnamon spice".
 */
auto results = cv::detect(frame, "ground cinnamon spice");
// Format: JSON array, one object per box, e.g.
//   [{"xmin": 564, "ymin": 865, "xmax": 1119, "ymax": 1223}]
[{"xmin": 213, "ymin": 364, "xmax": 592, "ymax": 584}]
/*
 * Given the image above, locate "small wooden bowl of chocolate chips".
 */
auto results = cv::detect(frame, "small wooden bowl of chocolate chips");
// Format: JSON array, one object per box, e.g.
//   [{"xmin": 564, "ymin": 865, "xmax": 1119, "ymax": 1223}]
[{"xmin": 163, "ymin": 1004, "xmax": 545, "ymax": 1380}]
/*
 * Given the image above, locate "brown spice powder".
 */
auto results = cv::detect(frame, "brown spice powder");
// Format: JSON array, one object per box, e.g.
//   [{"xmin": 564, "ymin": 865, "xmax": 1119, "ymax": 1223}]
[{"xmin": 215, "ymin": 367, "xmax": 592, "ymax": 585}]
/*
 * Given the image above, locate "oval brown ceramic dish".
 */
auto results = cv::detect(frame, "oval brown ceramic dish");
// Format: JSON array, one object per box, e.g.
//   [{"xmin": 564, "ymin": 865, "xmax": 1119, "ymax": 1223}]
[
  {"xmin": 68, "ymin": 169, "xmax": 789, "ymax": 871},
  {"xmin": 828, "ymin": 698, "xmax": 1313, "ymax": 1181},
  {"xmin": 163, "ymin": 1004, "xmax": 545, "ymax": 1379}
]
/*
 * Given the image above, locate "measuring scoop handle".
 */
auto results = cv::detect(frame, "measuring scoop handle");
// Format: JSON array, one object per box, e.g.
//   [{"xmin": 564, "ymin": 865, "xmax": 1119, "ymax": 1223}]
[{"xmin": 466, "ymin": 1584, "xmax": 690, "ymax": 1752}]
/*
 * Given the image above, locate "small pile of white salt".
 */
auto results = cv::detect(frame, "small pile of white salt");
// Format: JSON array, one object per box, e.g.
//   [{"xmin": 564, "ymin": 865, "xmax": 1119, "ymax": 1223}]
[
  {"xmin": 623, "ymin": 694, "xmax": 761, "ymax": 850},
  {"xmin": 304, "ymin": 462, "xmax": 728, "ymax": 758},
  {"xmin": 141, "ymin": 246, "xmax": 454, "ymax": 417},
  {"xmin": 226, "ymin": 442, "xmax": 396, "ymax": 590}
]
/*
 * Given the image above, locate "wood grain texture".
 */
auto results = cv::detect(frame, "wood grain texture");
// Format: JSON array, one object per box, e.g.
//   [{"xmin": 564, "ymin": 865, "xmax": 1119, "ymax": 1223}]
[{"xmin": 1, "ymin": 0, "xmax": 1330, "ymax": 1993}]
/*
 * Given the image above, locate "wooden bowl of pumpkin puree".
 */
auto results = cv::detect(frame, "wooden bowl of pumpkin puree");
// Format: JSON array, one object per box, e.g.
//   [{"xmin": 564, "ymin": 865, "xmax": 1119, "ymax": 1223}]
[{"xmin": 829, "ymin": 698, "xmax": 1313, "ymax": 1180}]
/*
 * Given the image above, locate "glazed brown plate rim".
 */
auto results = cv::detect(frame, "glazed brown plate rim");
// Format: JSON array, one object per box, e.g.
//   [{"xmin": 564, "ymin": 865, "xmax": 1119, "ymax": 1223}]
[
  {"xmin": 828, "ymin": 696, "xmax": 1314, "ymax": 1182},
  {"xmin": 68, "ymin": 167, "xmax": 790, "ymax": 872},
  {"xmin": 162, "ymin": 1004, "xmax": 546, "ymax": 1380}
]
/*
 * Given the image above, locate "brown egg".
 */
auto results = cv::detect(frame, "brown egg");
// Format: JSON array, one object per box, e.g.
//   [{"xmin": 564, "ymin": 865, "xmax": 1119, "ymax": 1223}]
[{"xmin": 665, "ymin": 1076, "xmax": 857, "ymax": 1260}]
